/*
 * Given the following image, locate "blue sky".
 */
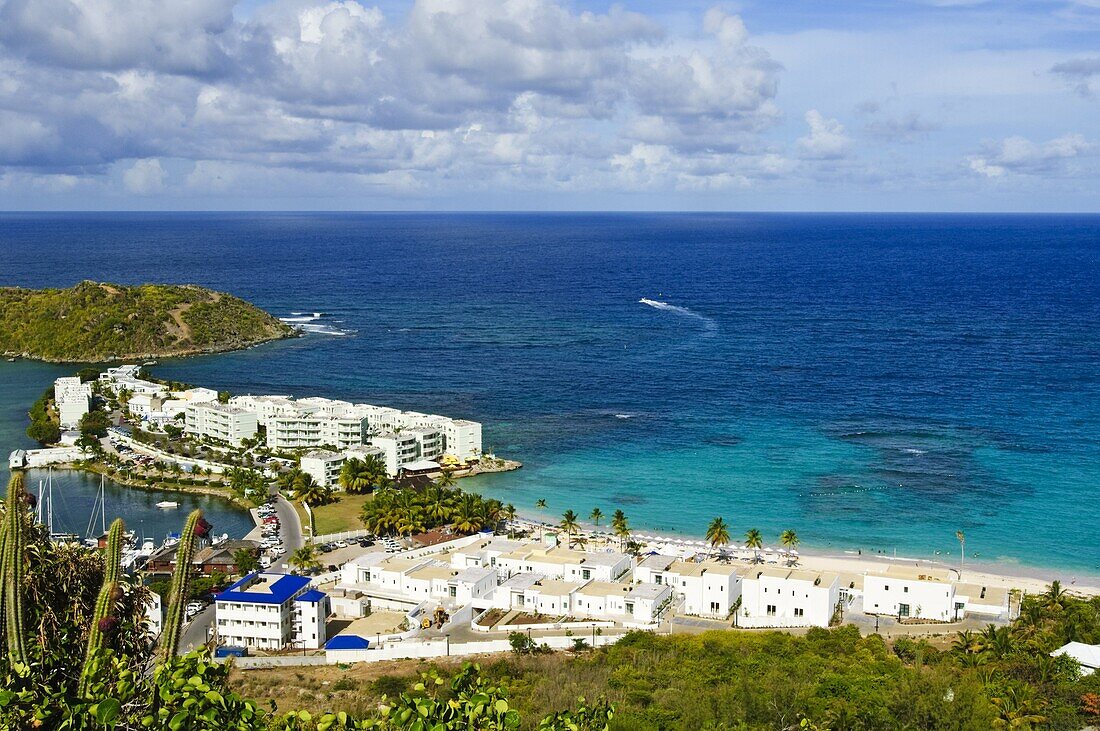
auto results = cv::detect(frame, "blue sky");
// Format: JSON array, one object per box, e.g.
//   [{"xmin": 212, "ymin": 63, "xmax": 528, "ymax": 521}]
[{"xmin": 0, "ymin": 0, "xmax": 1097, "ymax": 210}]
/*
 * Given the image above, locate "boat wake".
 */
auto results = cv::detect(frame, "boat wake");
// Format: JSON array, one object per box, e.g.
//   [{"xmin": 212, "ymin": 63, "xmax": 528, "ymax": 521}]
[
  {"xmin": 279, "ymin": 312, "xmax": 354, "ymax": 337},
  {"xmin": 639, "ymin": 298, "xmax": 718, "ymax": 336}
]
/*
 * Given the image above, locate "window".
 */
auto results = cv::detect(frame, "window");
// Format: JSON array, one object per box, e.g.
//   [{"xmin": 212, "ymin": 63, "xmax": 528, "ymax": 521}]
[
  {"xmin": 884, "ymin": 585, "xmax": 889, "ymax": 591},
  {"xmin": 766, "ymin": 605, "xmax": 777, "ymax": 616},
  {"xmin": 710, "ymin": 602, "xmax": 719, "ymax": 613},
  {"xmin": 582, "ymin": 569, "xmax": 591, "ymax": 580},
  {"xmin": 903, "ymin": 586, "xmax": 908, "ymax": 593},
  {"xmin": 794, "ymin": 608, "xmax": 804, "ymax": 617}
]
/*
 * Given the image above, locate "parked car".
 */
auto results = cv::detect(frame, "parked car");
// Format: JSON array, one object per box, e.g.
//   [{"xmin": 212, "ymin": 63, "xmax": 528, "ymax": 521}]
[{"xmin": 334, "ymin": 540, "xmax": 348, "ymax": 549}]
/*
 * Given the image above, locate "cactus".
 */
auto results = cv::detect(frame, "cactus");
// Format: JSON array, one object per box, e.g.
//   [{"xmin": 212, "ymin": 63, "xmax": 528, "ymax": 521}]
[
  {"xmin": 1, "ymin": 472, "xmax": 29, "ymax": 665},
  {"xmin": 78, "ymin": 518, "xmax": 125, "ymax": 696},
  {"xmin": 159, "ymin": 509, "xmax": 203, "ymax": 662}
]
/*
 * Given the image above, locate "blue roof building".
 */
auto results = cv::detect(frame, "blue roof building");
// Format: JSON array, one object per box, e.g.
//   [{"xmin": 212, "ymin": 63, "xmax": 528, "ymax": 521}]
[
  {"xmin": 325, "ymin": 635, "xmax": 371, "ymax": 651},
  {"xmin": 214, "ymin": 573, "xmax": 327, "ymax": 651}
]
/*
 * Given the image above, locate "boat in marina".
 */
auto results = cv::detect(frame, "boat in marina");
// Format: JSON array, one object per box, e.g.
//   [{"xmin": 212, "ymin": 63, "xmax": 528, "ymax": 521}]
[{"xmin": 155, "ymin": 501, "xmax": 179, "ymax": 509}]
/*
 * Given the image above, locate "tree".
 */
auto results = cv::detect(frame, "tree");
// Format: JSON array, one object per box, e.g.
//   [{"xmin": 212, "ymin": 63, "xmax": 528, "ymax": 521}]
[
  {"xmin": 503, "ymin": 503, "xmax": 517, "ymax": 537},
  {"xmin": 437, "ymin": 470, "xmax": 457, "ymax": 489},
  {"xmin": 79, "ymin": 409, "xmax": 111, "ymax": 439},
  {"xmin": 560, "ymin": 510, "xmax": 580, "ymax": 547},
  {"xmin": 451, "ymin": 493, "xmax": 486, "ymax": 535},
  {"xmin": 780, "ymin": 529, "xmax": 800, "ymax": 565},
  {"xmin": 744, "ymin": 528, "xmax": 764, "ymax": 562},
  {"xmin": 706, "ymin": 517, "xmax": 730, "ymax": 549},
  {"xmin": 611, "ymin": 510, "xmax": 630, "ymax": 551},
  {"xmin": 340, "ymin": 457, "xmax": 382, "ymax": 494},
  {"xmin": 228, "ymin": 467, "xmax": 268, "ymax": 502},
  {"xmin": 232, "ymin": 548, "xmax": 260, "ymax": 575},
  {"xmin": 288, "ymin": 545, "xmax": 321, "ymax": 573},
  {"xmin": 536, "ymin": 498, "xmax": 547, "ymax": 511},
  {"xmin": 590, "ymin": 507, "xmax": 604, "ymax": 527},
  {"xmin": 956, "ymin": 530, "xmax": 966, "ymax": 578}
]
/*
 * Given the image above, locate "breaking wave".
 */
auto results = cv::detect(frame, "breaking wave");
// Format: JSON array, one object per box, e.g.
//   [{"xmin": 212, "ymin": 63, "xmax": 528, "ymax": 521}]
[{"xmin": 279, "ymin": 312, "xmax": 353, "ymax": 337}]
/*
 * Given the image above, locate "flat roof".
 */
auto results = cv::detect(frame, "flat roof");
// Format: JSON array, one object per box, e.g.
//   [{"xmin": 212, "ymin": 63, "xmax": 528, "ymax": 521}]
[
  {"xmin": 629, "ymin": 583, "xmax": 670, "ymax": 600},
  {"xmin": 576, "ymin": 581, "xmax": 632, "ymax": 597},
  {"xmin": 296, "ymin": 589, "xmax": 327, "ymax": 603},
  {"xmin": 216, "ymin": 572, "xmax": 310, "ymax": 605},
  {"xmin": 497, "ymin": 573, "xmax": 545, "ymax": 591},
  {"xmin": 874, "ymin": 565, "xmax": 954, "ymax": 583},
  {"xmin": 638, "ymin": 554, "xmax": 677, "ymax": 570},
  {"xmin": 406, "ymin": 565, "xmax": 456, "ymax": 582},
  {"xmin": 531, "ymin": 579, "xmax": 579, "ymax": 597},
  {"xmin": 454, "ymin": 566, "xmax": 496, "ymax": 583}
]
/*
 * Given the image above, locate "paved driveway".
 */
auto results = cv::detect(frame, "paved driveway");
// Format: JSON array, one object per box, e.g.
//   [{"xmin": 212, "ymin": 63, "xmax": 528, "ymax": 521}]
[
  {"xmin": 270, "ymin": 494, "xmax": 304, "ymax": 571},
  {"xmin": 180, "ymin": 605, "xmax": 215, "ymax": 654}
]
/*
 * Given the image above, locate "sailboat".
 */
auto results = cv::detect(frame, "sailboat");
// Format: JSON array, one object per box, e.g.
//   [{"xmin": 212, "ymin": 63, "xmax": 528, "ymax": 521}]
[
  {"xmin": 85, "ymin": 475, "xmax": 108, "ymax": 546},
  {"xmin": 37, "ymin": 468, "xmax": 79, "ymax": 544}
]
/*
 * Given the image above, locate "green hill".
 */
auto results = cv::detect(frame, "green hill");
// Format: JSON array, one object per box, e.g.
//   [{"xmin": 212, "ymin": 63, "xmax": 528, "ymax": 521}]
[{"xmin": 0, "ymin": 281, "xmax": 297, "ymax": 362}]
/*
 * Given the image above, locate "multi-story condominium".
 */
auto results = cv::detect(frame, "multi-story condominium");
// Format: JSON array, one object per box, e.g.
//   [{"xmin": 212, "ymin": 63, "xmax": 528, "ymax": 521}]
[
  {"xmin": 635, "ymin": 555, "xmax": 743, "ymax": 619},
  {"xmin": 215, "ymin": 572, "xmax": 328, "ymax": 650},
  {"xmin": 266, "ymin": 415, "xmax": 366, "ymax": 451},
  {"xmin": 405, "ymin": 427, "xmax": 444, "ymax": 461},
  {"xmin": 300, "ymin": 450, "xmax": 345, "ymax": 488},
  {"xmin": 224, "ymin": 393, "xmax": 483, "ymax": 461},
  {"xmin": 334, "ymin": 554, "xmax": 496, "ymax": 616},
  {"xmin": 54, "ymin": 376, "xmax": 92, "ymax": 429},
  {"xmin": 184, "ymin": 403, "xmax": 258, "ymax": 447},
  {"xmin": 739, "ymin": 567, "xmax": 840, "ymax": 628},
  {"xmin": 863, "ymin": 565, "xmax": 957, "ymax": 621},
  {"xmin": 229, "ymin": 395, "xmax": 303, "ymax": 428},
  {"xmin": 369, "ymin": 432, "xmax": 420, "ymax": 475}
]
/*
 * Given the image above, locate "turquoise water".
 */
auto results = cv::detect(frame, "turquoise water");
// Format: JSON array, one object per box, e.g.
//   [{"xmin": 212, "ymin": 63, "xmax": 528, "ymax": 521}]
[{"xmin": 1, "ymin": 212, "xmax": 1098, "ymax": 577}]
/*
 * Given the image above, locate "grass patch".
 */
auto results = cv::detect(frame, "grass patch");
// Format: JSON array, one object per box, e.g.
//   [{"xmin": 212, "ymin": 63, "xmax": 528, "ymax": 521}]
[{"xmin": 306, "ymin": 492, "xmax": 373, "ymax": 536}]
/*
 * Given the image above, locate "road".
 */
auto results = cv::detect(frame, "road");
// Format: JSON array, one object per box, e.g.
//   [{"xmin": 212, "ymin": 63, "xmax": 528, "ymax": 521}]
[
  {"xmin": 271, "ymin": 493, "xmax": 304, "ymax": 571},
  {"xmin": 180, "ymin": 605, "xmax": 215, "ymax": 654}
]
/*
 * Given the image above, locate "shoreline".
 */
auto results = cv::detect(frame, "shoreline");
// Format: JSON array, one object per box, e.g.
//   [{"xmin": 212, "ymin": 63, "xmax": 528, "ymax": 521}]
[
  {"xmin": 51, "ymin": 461, "xmax": 256, "ymax": 511},
  {"xmin": 507, "ymin": 511, "xmax": 1100, "ymax": 598}
]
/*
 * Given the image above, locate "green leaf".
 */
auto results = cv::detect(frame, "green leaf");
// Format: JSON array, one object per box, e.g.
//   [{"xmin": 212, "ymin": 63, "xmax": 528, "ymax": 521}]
[{"xmin": 94, "ymin": 697, "xmax": 122, "ymax": 725}]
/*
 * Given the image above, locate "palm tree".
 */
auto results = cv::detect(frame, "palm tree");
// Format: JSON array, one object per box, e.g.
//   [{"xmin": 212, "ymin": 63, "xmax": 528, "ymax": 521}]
[
  {"xmin": 292, "ymin": 474, "xmax": 330, "ymax": 508},
  {"xmin": 436, "ymin": 470, "xmax": 457, "ymax": 489},
  {"xmin": 611, "ymin": 510, "xmax": 629, "ymax": 551},
  {"xmin": 560, "ymin": 510, "xmax": 580, "ymax": 547},
  {"xmin": 744, "ymin": 528, "xmax": 764, "ymax": 563},
  {"xmin": 340, "ymin": 457, "xmax": 384, "ymax": 494},
  {"xmin": 990, "ymin": 688, "xmax": 1047, "ymax": 729},
  {"xmin": 503, "ymin": 503, "xmax": 517, "ymax": 537},
  {"xmin": 451, "ymin": 494, "xmax": 486, "ymax": 535},
  {"xmin": 1044, "ymin": 580, "xmax": 1066, "ymax": 612},
  {"xmin": 589, "ymin": 507, "xmax": 604, "ymax": 527},
  {"xmin": 535, "ymin": 498, "xmax": 547, "ymax": 511},
  {"xmin": 706, "ymin": 517, "xmax": 730, "ymax": 550},
  {"xmin": 289, "ymin": 545, "xmax": 321, "ymax": 573},
  {"xmin": 779, "ymin": 529, "xmax": 800, "ymax": 565},
  {"xmin": 956, "ymin": 530, "xmax": 966, "ymax": 578}
]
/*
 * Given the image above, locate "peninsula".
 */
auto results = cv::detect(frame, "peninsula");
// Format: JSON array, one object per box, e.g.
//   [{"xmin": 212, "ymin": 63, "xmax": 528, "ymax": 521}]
[{"xmin": 0, "ymin": 281, "xmax": 297, "ymax": 362}]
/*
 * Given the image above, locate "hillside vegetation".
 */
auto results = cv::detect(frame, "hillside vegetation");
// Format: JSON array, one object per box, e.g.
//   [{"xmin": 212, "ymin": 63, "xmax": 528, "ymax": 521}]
[{"xmin": 0, "ymin": 280, "xmax": 296, "ymax": 362}]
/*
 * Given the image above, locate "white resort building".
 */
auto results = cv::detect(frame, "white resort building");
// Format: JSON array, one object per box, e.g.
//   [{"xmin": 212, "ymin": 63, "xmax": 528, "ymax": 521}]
[
  {"xmin": 739, "ymin": 567, "xmax": 841, "ymax": 628},
  {"xmin": 300, "ymin": 450, "xmax": 346, "ymax": 488},
  {"xmin": 183, "ymin": 403, "xmax": 258, "ymax": 447},
  {"xmin": 54, "ymin": 376, "xmax": 92, "ymax": 430},
  {"xmin": 635, "ymin": 555, "xmax": 743, "ymax": 619},
  {"xmin": 862, "ymin": 565, "xmax": 957, "ymax": 622},
  {"xmin": 214, "ymin": 572, "xmax": 328, "ymax": 650}
]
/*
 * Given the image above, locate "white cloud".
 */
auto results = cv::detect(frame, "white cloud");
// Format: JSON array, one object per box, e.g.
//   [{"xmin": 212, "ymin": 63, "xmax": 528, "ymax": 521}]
[
  {"xmin": 968, "ymin": 134, "xmax": 1094, "ymax": 177},
  {"xmin": 797, "ymin": 110, "xmax": 851, "ymax": 159},
  {"xmin": 1050, "ymin": 56, "xmax": 1100, "ymax": 98},
  {"xmin": 122, "ymin": 158, "xmax": 166, "ymax": 193}
]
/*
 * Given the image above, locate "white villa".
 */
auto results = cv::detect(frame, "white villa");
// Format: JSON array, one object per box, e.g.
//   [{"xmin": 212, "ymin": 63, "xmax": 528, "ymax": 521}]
[
  {"xmin": 494, "ymin": 545, "xmax": 633, "ymax": 583},
  {"xmin": 635, "ymin": 555, "xmax": 743, "ymax": 619},
  {"xmin": 479, "ymin": 573, "xmax": 670, "ymax": 626},
  {"xmin": 863, "ymin": 565, "xmax": 957, "ymax": 621},
  {"xmin": 334, "ymin": 553, "xmax": 497, "ymax": 615},
  {"xmin": 739, "ymin": 567, "xmax": 841, "ymax": 628}
]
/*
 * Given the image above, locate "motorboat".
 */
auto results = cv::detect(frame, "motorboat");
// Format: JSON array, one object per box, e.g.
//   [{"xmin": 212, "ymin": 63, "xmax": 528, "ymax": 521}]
[{"xmin": 155, "ymin": 501, "xmax": 179, "ymax": 509}]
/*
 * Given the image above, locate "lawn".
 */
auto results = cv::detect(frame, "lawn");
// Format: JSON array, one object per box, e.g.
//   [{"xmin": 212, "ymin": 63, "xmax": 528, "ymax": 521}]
[{"xmin": 297, "ymin": 492, "xmax": 373, "ymax": 536}]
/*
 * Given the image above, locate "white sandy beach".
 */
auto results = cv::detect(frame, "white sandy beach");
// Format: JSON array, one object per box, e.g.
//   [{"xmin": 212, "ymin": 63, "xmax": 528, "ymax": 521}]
[{"xmin": 508, "ymin": 514, "xmax": 1100, "ymax": 599}]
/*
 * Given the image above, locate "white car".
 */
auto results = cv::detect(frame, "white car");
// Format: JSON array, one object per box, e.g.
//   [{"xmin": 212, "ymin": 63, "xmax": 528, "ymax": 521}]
[{"xmin": 334, "ymin": 540, "xmax": 348, "ymax": 549}]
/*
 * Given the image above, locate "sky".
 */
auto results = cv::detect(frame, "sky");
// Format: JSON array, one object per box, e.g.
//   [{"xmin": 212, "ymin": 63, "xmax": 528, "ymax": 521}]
[{"xmin": 0, "ymin": 0, "xmax": 1097, "ymax": 211}]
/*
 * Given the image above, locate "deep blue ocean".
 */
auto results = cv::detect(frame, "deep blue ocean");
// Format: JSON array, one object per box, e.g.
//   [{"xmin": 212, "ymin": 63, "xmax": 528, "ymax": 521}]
[{"xmin": 1, "ymin": 213, "xmax": 1097, "ymax": 577}]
